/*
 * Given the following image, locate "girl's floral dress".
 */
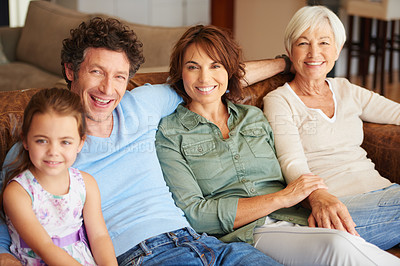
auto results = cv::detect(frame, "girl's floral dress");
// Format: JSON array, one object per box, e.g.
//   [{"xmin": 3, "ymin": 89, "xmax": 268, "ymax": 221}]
[{"xmin": 6, "ymin": 167, "xmax": 96, "ymax": 265}]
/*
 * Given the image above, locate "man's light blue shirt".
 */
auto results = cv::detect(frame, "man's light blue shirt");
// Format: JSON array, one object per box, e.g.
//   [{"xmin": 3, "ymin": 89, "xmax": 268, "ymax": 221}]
[{"xmin": 1, "ymin": 84, "xmax": 189, "ymax": 257}]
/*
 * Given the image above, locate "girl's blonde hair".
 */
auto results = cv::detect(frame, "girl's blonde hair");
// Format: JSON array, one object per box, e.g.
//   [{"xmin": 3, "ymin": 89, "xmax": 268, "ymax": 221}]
[{"xmin": 1, "ymin": 88, "xmax": 86, "ymax": 217}]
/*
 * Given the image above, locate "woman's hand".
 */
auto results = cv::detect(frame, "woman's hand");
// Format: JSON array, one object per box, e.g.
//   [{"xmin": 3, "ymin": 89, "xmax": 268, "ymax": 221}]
[
  {"xmin": 234, "ymin": 174, "xmax": 326, "ymax": 228},
  {"xmin": 277, "ymin": 174, "xmax": 328, "ymax": 208},
  {"xmin": 307, "ymin": 189, "xmax": 359, "ymax": 236}
]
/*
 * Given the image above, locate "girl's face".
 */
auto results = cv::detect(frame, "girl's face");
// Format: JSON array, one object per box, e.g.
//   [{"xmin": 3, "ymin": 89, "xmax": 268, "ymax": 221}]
[
  {"xmin": 182, "ymin": 44, "xmax": 229, "ymax": 108},
  {"xmin": 23, "ymin": 113, "xmax": 84, "ymax": 180}
]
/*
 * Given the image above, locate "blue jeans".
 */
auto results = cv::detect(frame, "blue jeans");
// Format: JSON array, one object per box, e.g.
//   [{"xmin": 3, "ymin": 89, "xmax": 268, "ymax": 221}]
[
  {"xmin": 340, "ymin": 184, "xmax": 400, "ymax": 250},
  {"xmin": 117, "ymin": 227, "xmax": 280, "ymax": 266}
]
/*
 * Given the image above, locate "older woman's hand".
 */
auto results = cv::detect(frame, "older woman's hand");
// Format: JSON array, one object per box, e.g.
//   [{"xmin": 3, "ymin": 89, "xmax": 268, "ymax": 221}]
[{"xmin": 307, "ymin": 189, "xmax": 359, "ymax": 236}]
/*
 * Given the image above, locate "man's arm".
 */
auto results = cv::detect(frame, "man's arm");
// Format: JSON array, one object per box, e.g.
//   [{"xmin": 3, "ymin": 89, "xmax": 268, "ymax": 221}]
[
  {"xmin": 242, "ymin": 57, "xmax": 287, "ymax": 87},
  {"xmin": 0, "ymin": 224, "xmax": 20, "ymax": 265},
  {"xmin": 0, "ymin": 254, "xmax": 20, "ymax": 266},
  {"xmin": 0, "ymin": 143, "xmax": 21, "ymax": 265}
]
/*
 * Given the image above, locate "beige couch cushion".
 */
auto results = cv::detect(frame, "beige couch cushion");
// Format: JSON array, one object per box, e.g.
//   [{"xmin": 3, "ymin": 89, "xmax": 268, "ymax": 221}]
[
  {"xmin": 0, "ymin": 62, "xmax": 62, "ymax": 91},
  {"xmin": 122, "ymin": 21, "xmax": 188, "ymax": 69},
  {"xmin": 16, "ymin": 1, "xmax": 92, "ymax": 76}
]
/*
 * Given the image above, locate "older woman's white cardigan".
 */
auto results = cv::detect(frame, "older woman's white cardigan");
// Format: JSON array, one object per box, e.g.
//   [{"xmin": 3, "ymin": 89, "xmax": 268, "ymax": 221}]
[{"xmin": 263, "ymin": 78, "xmax": 400, "ymax": 197}]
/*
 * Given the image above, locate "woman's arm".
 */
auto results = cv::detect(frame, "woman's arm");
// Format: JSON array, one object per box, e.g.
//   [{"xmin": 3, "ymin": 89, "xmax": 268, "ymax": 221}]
[
  {"xmin": 3, "ymin": 182, "xmax": 81, "ymax": 266},
  {"xmin": 241, "ymin": 58, "xmax": 287, "ymax": 87},
  {"xmin": 156, "ymin": 128, "xmax": 236, "ymax": 234},
  {"xmin": 156, "ymin": 119, "xmax": 326, "ymax": 232},
  {"xmin": 263, "ymin": 93, "xmax": 311, "ymax": 183},
  {"xmin": 81, "ymin": 171, "xmax": 117, "ymax": 266},
  {"xmin": 352, "ymin": 82, "xmax": 400, "ymax": 124},
  {"xmin": 234, "ymin": 174, "xmax": 326, "ymax": 228},
  {"xmin": 263, "ymin": 92, "xmax": 358, "ymax": 236}
]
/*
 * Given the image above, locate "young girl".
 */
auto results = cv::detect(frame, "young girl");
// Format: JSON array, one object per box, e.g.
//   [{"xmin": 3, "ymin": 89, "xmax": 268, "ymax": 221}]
[{"xmin": 1, "ymin": 88, "xmax": 117, "ymax": 265}]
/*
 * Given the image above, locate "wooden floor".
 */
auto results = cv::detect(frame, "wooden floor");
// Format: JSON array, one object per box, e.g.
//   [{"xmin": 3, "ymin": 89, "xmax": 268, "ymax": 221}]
[
  {"xmin": 348, "ymin": 71, "xmax": 400, "ymax": 103},
  {"xmin": 388, "ymin": 247, "xmax": 400, "ymax": 258}
]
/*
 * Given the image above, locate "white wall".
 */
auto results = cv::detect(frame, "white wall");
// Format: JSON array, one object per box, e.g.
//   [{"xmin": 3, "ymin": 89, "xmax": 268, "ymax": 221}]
[
  {"xmin": 12, "ymin": 0, "xmax": 395, "ymax": 76},
  {"xmin": 234, "ymin": 0, "xmax": 307, "ymax": 61},
  {"xmin": 56, "ymin": 0, "xmax": 211, "ymax": 27}
]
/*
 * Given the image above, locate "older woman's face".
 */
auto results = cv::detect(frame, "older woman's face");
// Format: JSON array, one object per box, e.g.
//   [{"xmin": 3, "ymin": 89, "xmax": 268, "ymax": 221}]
[
  {"xmin": 182, "ymin": 44, "xmax": 228, "ymax": 106},
  {"xmin": 290, "ymin": 23, "xmax": 339, "ymax": 81}
]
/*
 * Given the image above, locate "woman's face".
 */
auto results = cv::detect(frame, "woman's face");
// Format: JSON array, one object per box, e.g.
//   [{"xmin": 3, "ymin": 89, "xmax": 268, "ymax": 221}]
[
  {"xmin": 181, "ymin": 43, "xmax": 228, "ymax": 107},
  {"xmin": 290, "ymin": 23, "xmax": 339, "ymax": 81}
]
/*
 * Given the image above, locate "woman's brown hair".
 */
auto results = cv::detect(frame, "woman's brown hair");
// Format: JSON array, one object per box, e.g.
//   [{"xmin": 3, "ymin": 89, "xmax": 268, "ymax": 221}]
[{"xmin": 168, "ymin": 25, "xmax": 246, "ymax": 104}]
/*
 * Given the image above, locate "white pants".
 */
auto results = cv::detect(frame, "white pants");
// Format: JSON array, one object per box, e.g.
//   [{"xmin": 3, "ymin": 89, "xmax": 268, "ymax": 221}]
[{"xmin": 254, "ymin": 219, "xmax": 400, "ymax": 266}]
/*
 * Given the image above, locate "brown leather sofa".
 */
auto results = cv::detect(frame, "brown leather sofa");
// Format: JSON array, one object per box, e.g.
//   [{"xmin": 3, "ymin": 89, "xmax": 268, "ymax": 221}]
[{"xmin": 0, "ymin": 71, "xmax": 399, "ymax": 257}]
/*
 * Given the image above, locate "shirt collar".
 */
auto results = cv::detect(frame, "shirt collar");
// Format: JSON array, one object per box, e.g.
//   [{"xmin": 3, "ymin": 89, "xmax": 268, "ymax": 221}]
[{"xmin": 177, "ymin": 100, "xmax": 239, "ymax": 130}]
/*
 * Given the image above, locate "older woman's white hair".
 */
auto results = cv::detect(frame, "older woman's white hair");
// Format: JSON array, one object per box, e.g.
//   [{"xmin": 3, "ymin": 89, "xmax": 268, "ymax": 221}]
[{"xmin": 284, "ymin": 5, "xmax": 346, "ymax": 56}]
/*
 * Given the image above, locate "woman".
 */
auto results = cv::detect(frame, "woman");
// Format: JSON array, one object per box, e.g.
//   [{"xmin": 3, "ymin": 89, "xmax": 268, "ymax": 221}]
[
  {"xmin": 155, "ymin": 24, "xmax": 400, "ymax": 265},
  {"xmin": 263, "ymin": 5, "xmax": 400, "ymax": 251}
]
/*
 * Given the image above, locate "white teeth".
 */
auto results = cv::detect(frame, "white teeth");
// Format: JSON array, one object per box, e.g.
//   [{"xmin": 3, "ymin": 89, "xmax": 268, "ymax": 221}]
[
  {"xmin": 93, "ymin": 96, "xmax": 111, "ymax": 103},
  {"xmin": 306, "ymin": 62, "xmax": 323, "ymax": 66},
  {"xmin": 197, "ymin": 86, "xmax": 215, "ymax": 92}
]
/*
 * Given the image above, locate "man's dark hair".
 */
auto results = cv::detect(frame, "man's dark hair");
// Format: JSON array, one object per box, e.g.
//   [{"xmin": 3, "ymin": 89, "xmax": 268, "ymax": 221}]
[{"xmin": 61, "ymin": 17, "xmax": 145, "ymax": 88}]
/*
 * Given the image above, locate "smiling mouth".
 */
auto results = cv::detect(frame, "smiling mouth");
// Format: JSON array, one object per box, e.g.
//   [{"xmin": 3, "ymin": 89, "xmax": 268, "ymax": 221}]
[
  {"xmin": 91, "ymin": 95, "xmax": 112, "ymax": 105},
  {"xmin": 306, "ymin": 62, "xmax": 324, "ymax": 66},
  {"xmin": 196, "ymin": 86, "xmax": 216, "ymax": 92},
  {"xmin": 44, "ymin": 160, "xmax": 62, "ymax": 166}
]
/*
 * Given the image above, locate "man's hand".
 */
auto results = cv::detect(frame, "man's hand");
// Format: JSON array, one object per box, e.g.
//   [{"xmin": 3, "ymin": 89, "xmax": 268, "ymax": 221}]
[
  {"xmin": 0, "ymin": 253, "xmax": 21, "ymax": 266},
  {"xmin": 307, "ymin": 189, "xmax": 359, "ymax": 236}
]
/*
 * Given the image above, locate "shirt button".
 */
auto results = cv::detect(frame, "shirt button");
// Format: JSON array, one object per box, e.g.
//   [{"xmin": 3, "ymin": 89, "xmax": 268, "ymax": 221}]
[
  {"xmin": 250, "ymin": 188, "xmax": 256, "ymax": 193},
  {"xmin": 197, "ymin": 147, "xmax": 203, "ymax": 152},
  {"xmin": 234, "ymin": 154, "xmax": 240, "ymax": 160}
]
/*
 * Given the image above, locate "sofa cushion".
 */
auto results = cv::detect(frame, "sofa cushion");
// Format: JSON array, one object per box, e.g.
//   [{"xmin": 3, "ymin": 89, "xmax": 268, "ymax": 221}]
[
  {"xmin": 121, "ymin": 21, "xmax": 188, "ymax": 69},
  {"xmin": 0, "ymin": 27, "xmax": 22, "ymax": 62},
  {"xmin": 0, "ymin": 62, "xmax": 62, "ymax": 91},
  {"xmin": 0, "ymin": 37, "xmax": 9, "ymax": 65},
  {"xmin": 16, "ymin": 1, "xmax": 91, "ymax": 76}
]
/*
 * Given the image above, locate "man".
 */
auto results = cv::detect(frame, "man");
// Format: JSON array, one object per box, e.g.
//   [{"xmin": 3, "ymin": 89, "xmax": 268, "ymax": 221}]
[{"xmin": 0, "ymin": 17, "xmax": 287, "ymax": 265}]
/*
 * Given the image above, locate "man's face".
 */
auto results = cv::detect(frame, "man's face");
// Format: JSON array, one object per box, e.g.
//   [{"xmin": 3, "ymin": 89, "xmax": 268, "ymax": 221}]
[{"xmin": 65, "ymin": 47, "xmax": 130, "ymax": 123}]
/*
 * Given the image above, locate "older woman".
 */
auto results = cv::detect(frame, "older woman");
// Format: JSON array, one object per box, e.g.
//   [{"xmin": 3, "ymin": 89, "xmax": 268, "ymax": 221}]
[
  {"xmin": 263, "ymin": 5, "xmax": 400, "ymax": 251},
  {"xmin": 155, "ymin": 24, "xmax": 400, "ymax": 265}
]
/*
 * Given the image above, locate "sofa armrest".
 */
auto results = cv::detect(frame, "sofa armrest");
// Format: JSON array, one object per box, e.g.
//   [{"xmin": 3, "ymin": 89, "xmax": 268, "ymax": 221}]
[
  {"xmin": 0, "ymin": 26, "xmax": 22, "ymax": 62},
  {"xmin": 362, "ymin": 122, "xmax": 400, "ymax": 184}
]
